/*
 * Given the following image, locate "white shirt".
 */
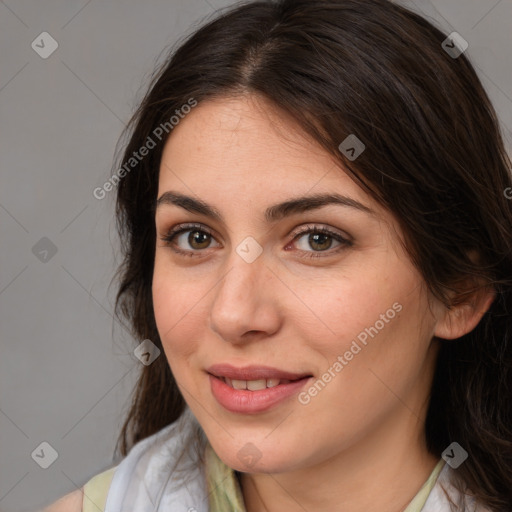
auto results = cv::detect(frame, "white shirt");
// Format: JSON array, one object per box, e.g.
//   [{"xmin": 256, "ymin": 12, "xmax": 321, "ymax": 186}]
[{"xmin": 103, "ymin": 405, "xmax": 490, "ymax": 512}]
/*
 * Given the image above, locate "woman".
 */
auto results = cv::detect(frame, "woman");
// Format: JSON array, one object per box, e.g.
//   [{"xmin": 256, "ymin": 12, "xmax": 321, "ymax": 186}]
[{"xmin": 44, "ymin": 0, "xmax": 512, "ymax": 510}]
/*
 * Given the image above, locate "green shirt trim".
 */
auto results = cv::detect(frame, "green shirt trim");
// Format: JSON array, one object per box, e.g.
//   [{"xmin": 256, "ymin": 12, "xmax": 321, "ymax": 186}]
[
  {"xmin": 205, "ymin": 443, "xmax": 446, "ymax": 512},
  {"xmin": 82, "ymin": 445, "xmax": 445, "ymax": 511},
  {"xmin": 82, "ymin": 465, "xmax": 117, "ymax": 512}
]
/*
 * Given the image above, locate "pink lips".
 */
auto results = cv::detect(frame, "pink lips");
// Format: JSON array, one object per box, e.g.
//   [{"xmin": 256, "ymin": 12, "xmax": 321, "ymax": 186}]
[
  {"xmin": 206, "ymin": 363, "xmax": 313, "ymax": 414},
  {"xmin": 206, "ymin": 363, "xmax": 311, "ymax": 381}
]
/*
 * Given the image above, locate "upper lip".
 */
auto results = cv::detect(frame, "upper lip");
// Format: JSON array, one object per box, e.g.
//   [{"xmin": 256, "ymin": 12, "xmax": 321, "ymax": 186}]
[{"xmin": 207, "ymin": 364, "xmax": 312, "ymax": 381}]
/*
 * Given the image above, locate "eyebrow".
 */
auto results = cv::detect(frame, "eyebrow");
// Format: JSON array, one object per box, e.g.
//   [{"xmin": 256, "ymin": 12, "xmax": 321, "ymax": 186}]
[{"xmin": 155, "ymin": 191, "xmax": 375, "ymax": 222}]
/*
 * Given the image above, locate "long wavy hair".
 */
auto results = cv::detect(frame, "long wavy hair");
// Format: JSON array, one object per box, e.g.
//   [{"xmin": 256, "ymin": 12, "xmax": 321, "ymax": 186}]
[{"xmin": 111, "ymin": 0, "xmax": 512, "ymax": 509}]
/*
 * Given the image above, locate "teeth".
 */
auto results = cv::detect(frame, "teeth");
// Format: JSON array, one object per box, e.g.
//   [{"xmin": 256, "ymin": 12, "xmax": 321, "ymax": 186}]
[
  {"xmin": 224, "ymin": 377, "xmax": 289, "ymax": 390},
  {"xmin": 247, "ymin": 379, "xmax": 267, "ymax": 391},
  {"xmin": 231, "ymin": 379, "xmax": 249, "ymax": 390},
  {"xmin": 266, "ymin": 378, "xmax": 280, "ymax": 388}
]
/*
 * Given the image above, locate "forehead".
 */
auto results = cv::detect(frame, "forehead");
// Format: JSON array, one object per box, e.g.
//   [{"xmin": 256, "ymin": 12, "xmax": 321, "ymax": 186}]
[
  {"xmin": 162, "ymin": 95, "xmax": 330, "ymax": 174},
  {"xmin": 160, "ymin": 96, "xmax": 350, "ymax": 190},
  {"xmin": 156, "ymin": 95, "xmax": 393, "ymax": 228}
]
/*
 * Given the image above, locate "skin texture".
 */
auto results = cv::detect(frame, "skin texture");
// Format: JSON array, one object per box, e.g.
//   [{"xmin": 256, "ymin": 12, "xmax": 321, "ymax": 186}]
[
  {"xmin": 42, "ymin": 488, "xmax": 83, "ymax": 511},
  {"xmin": 152, "ymin": 93, "xmax": 493, "ymax": 512}
]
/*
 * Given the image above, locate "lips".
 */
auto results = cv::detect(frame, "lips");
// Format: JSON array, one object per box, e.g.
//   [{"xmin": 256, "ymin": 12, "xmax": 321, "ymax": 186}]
[
  {"xmin": 206, "ymin": 363, "xmax": 312, "ymax": 382},
  {"xmin": 208, "ymin": 372, "xmax": 313, "ymax": 414}
]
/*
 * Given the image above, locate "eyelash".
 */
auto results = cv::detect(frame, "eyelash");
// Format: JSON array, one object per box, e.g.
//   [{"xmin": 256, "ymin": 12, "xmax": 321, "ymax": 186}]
[{"xmin": 159, "ymin": 222, "xmax": 352, "ymax": 259}]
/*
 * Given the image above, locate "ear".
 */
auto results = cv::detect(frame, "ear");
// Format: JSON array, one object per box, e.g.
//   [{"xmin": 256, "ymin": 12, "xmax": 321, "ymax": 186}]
[{"xmin": 434, "ymin": 283, "xmax": 496, "ymax": 340}]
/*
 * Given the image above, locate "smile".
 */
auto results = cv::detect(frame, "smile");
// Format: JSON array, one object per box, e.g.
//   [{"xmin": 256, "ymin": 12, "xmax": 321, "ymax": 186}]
[{"xmin": 208, "ymin": 373, "xmax": 312, "ymax": 414}]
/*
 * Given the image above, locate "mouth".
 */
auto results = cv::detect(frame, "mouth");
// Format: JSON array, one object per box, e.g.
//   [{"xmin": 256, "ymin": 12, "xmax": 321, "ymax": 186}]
[
  {"xmin": 205, "ymin": 363, "xmax": 313, "ymax": 413},
  {"xmin": 213, "ymin": 375, "xmax": 308, "ymax": 391},
  {"xmin": 206, "ymin": 363, "xmax": 313, "ymax": 385}
]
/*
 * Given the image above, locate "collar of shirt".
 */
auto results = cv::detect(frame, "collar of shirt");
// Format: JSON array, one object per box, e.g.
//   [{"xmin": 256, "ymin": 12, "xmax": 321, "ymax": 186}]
[{"xmin": 205, "ymin": 444, "xmax": 445, "ymax": 512}]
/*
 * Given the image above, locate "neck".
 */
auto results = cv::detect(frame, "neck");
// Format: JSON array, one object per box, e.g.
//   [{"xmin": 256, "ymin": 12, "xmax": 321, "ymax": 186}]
[{"xmin": 240, "ymin": 411, "xmax": 439, "ymax": 512}]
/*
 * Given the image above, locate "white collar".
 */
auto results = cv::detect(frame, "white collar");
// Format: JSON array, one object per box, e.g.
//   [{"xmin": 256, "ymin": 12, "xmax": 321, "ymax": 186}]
[
  {"xmin": 104, "ymin": 406, "xmax": 489, "ymax": 512},
  {"xmin": 104, "ymin": 406, "xmax": 209, "ymax": 512}
]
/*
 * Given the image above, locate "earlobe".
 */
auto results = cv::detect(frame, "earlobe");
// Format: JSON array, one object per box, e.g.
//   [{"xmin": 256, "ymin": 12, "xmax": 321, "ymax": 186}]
[{"xmin": 434, "ymin": 286, "xmax": 496, "ymax": 340}]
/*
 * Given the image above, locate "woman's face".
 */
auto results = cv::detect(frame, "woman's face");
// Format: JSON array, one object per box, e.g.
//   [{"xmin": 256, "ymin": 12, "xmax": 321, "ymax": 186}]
[{"xmin": 152, "ymin": 94, "xmax": 443, "ymax": 474}]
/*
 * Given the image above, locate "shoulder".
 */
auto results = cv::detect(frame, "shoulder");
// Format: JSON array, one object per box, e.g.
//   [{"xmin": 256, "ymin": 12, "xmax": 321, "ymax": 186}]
[
  {"xmin": 423, "ymin": 464, "xmax": 493, "ymax": 512},
  {"xmin": 41, "ymin": 466, "xmax": 117, "ymax": 512},
  {"xmin": 41, "ymin": 488, "xmax": 83, "ymax": 512},
  {"xmin": 103, "ymin": 410, "xmax": 209, "ymax": 510},
  {"xmin": 82, "ymin": 465, "xmax": 117, "ymax": 512}
]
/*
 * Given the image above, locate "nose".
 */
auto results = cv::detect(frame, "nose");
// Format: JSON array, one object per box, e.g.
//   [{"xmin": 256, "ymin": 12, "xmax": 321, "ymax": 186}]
[{"xmin": 208, "ymin": 250, "xmax": 281, "ymax": 344}]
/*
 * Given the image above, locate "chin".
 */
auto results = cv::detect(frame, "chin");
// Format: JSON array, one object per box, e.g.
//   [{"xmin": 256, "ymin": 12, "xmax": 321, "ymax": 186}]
[{"xmin": 211, "ymin": 439, "xmax": 301, "ymax": 474}]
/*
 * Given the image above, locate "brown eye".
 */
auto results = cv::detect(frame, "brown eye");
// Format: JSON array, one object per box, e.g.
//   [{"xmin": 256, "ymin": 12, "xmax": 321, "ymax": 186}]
[
  {"xmin": 291, "ymin": 225, "xmax": 351, "ymax": 257},
  {"xmin": 307, "ymin": 232, "xmax": 333, "ymax": 251},
  {"xmin": 160, "ymin": 223, "xmax": 221, "ymax": 256},
  {"xmin": 188, "ymin": 230, "xmax": 211, "ymax": 249}
]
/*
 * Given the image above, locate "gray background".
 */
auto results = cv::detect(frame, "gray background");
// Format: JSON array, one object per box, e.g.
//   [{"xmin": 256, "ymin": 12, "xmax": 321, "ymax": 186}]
[{"xmin": 1, "ymin": 1, "xmax": 511, "ymax": 511}]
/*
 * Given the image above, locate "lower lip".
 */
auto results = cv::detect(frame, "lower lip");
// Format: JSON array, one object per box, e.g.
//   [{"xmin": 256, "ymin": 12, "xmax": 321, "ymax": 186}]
[{"xmin": 208, "ymin": 374, "xmax": 312, "ymax": 414}]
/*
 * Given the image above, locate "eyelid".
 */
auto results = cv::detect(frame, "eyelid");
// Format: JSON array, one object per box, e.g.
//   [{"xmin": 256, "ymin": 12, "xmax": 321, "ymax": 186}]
[
  {"xmin": 159, "ymin": 221, "xmax": 352, "ymax": 258},
  {"xmin": 164, "ymin": 222, "xmax": 215, "ymax": 239},
  {"xmin": 289, "ymin": 223, "xmax": 353, "ymax": 243},
  {"xmin": 161, "ymin": 222, "xmax": 350, "ymax": 243}
]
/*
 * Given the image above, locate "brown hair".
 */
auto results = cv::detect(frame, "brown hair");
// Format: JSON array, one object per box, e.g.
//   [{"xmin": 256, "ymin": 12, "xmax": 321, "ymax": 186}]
[{"xmin": 111, "ymin": 0, "xmax": 512, "ymax": 509}]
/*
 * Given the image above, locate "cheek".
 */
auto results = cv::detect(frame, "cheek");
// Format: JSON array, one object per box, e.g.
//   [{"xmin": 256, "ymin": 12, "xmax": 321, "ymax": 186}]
[
  {"xmin": 320, "ymin": 283, "xmax": 435, "ymax": 410},
  {"xmin": 302, "ymin": 267, "xmax": 399, "ymax": 357},
  {"xmin": 309, "ymin": 257, "xmax": 433, "ymax": 385},
  {"xmin": 152, "ymin": 259, "xmax": 207, "ymax": 363}
]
